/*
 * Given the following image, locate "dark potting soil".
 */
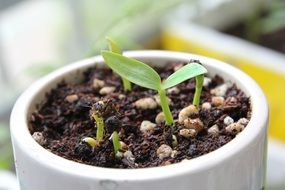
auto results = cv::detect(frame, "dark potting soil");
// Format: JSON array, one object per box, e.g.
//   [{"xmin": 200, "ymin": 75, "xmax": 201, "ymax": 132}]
[
  {"xmin": 29, "ymin": 63, "xmax": 251, "ymax": 169},
  {"xmin": 224, "ymin": 23, "xmax": 285, "ymax": 54}
]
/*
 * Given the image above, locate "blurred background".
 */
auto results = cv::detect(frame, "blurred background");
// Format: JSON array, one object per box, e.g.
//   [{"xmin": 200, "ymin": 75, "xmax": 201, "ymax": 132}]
[{"xmin": 0, "ymin": 0, "xmax": 285, "ymax": 189}]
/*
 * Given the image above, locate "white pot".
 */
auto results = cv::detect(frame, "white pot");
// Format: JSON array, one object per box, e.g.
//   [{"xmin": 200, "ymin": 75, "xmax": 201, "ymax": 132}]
[{"xmin": 10, "ymin": 51, "xmax": 268, "ymax": 190}]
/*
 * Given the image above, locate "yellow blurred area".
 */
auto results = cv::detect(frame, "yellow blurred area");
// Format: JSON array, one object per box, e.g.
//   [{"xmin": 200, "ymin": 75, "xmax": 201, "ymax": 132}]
[{"xmin": 161, "ymin": 31, "xmax": 285, "ymax": 141}]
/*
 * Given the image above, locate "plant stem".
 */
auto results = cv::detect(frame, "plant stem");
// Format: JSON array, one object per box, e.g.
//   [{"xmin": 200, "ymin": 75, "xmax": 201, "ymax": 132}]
[
  {"xmin": 122, "ymin": 78, "xmax": 131, "ymax": 91},
  {"xmin": 93, "ymin": 114, "xmax": 104, "ymax": 142},
  {"xmin": 112, "ymin": 131, "xmax": 121, "ymax": 154},
  {"xmin": 172, "ymin": 135, "xmax": 178, "ymax": 147},
  {"xmin": 158, "ymin": 89, "xmax": 174, "ymax": 125},
  {"xmin": 106, "ymin": 37, "xmax": 132, "ymax": 92},
  {"xmin": 193, "ymin": 75, "xmax": 204, "ymax": 107}
]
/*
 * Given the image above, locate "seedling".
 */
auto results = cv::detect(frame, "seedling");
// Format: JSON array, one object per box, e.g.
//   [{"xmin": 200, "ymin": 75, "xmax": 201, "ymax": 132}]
[
  {"xmin": 90, "ymin": 100, "xmax": 122, "ymax": 155},
  {"xmin": 106, "ymin": 37, "xmax": 132, "ymax": 91},
  {"xmin": 101, "ymin": 51, "xmax": 207, "ymax": 125},
  {"xmin": 111, "ymin": 131, "xmax": 121, "ymax": 155},
  {"xmin": 172, "ymin": 135, "xmax": 178, "ymax": 147},
  {"xmin": 82, "ymin": 137, "xmax": 97, "ymax": 148},
  {"xmin": 105, "ymin": 116, "xmax": 122, "ymax": 154},
  {"xmin": 91, "ymin": 101, "xmax": 105, "ymax": 142}
]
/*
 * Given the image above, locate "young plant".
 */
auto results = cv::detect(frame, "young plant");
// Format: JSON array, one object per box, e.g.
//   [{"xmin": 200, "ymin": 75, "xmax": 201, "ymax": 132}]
[
  {"xmin": 82, "ymin": 137, "xmax": 97, "ymax": 148},
  {"xmin": 91, "ymin": 101, "xmax": 106, "ymax": 142},
  {"xmin": 101, "ymin": 51, "xmax": 207, "ymax": 126},
  {"xmin": 172, "ymin": 135, "xmax": 178, "ymax": 147},
  {"xmin": 111, "ymin": 131, "xmax": 121, "ymax": 155},
  {"xmin": 106, "ymin": 37, "xmax": 132, "ymax": 91},
  {"xmin": 105, "ymin": 116, "xmax": 121, "ymax": 155},
  {"xmin": 91, "ymin": 100, "xmax": 122, "ymax": 155}
]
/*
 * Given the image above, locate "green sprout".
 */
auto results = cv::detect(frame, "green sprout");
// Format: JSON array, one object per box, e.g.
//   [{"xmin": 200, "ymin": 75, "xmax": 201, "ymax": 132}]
[
  {"xmin": 101, "ymin": 51, "xmax": 207, "ymax": 126},
  {"xmin": 90, "ymin": 100, "xmax": 123, "ymax": 156},
  {"xmin": 111, "ymin": 131, "xmax": 121, "ymax": 154},
  {"xmin": 105, "ymin": 115, "xmax": 122, "ymax": 155},
  {"xmin": 193, "ymin": 75, "xmax": 204, "ymax": 107},
  {"xmin": 82, "ymin": 137, "xmax": 97, "ymax": 148},
  {"xmin": 91, "ymin": 101, "xmax": 105, "ymax": 142},
  {"xmin": 94, "ymin": 113, "xmax": 104, "ymax": 142},
  {"xmin": 106, "ymin": 37, "xmax": 132, "ymax": 91},
  {"xmin": 172, "ymin": 135, "xmax": 178, "ymax": 147}
]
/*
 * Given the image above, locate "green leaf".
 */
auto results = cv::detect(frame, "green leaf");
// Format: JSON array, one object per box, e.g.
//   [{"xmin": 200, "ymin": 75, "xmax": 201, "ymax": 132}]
[
  {"xmin": 106, "ymin": 36, "xmax": 122, "ymax": 54},
  {"xmin": 162, "ymin": 63, "xmax": 207, "ymax": 89},
  {"xmin": 101, "ymin": 51, "xmax": 161, "ymax": 90}
]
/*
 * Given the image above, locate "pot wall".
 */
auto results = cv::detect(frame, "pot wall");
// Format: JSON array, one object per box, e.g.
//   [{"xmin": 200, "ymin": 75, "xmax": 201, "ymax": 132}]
[{"xmin": 10, "ymin": 51, "xmax": 268, "ymax": 190}]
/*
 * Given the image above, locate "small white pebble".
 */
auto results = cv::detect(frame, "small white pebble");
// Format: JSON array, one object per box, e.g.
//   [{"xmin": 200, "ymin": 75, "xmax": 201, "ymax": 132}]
[
  {"xmin": 140, "ymin": 120, "xmax": 156, "ymax": 134},
  {"xmin": 92, "ymin": 78, "xmax": 105, "ymax": 89},
  {"xmin": 179, "ymin": 128, "xmax": 197, "ymax": 138},
  {"xmin": 157, "ymin": 144, "xmax": 173, "ymax": 159},
  {"xmin": 171, "ymin": 150, "xmax": 178, "ymax": 158},
  {"xmin": 32, "ymin": 132, "xmax": 46, "ymax": 146},
  {"xmin": 211, "ymin": 96, "xmax": 225, "ymax": 107},
  {"xmin": 183, "ymin": 118, "xmax": 204, "ymax": 132},
  {"xmin": 174, "ymin": 64, "xmax": 183, "ymax": 71},
  {"xmin": 155, "ymin": 112, "xmax": 165, "ymax": 124},
  {"xmin": 224, "ymin": 116, "xmax": 234, "ymax": 125},
  {"xmin": 226, "ymin": 122, "xmax": 245, "ymax": 134},
  {"xmin": 202, "ymin": 102, "xmax": 211, "ymax": 110},
  {"xmin": 238, "ymin": 118, "xmax": 249, "ymax": 126},
  {"xmin": 207, "ymin": 124, "xmax": 219, "ymax": 136},
  {"xmin": 167, "ymin": 87, "xmax": 180, "ymax": 94},
  {"xmin": 178, "ymin": 105, "xmax": 198, "ymax": 124},
  {"xmin": 118, "ymin": 94, "xmax": 126, "ymax": 99},
  {"xmin": 153, "ymin": 95, "xmax": 171, "ymax": 105},
  {"xmin": 65, "ymin": 94, "xmax": 78, "ymax": 103},
  {"xmin": 120, "ymin": 141, "xmax": 128, "ymax": 151},
  {"xmin": 210, "ymin": 82, "xmax": 232, "ymax": 96},
  {"xmin": 135, "ymin": 98, "xmax": 157, "ymax": 110},
  {"xmin": 203, "ymin": 77, "xmax": 212, "ymax": 87},
  {"xmin": 123, "ymin": 150, "xmax": 135, "ymax": 161},
  {"xmin": 99, "ymin": 86, "xmax": 116, "ymax": 95}
]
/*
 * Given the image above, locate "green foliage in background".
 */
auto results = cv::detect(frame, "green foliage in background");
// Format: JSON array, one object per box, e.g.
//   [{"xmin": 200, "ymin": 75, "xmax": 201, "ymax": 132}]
[
  {"xmin": 23, "ymin": 0, "xmax": 191, "ymax": 79},
  {"xmin": 245, "ymin": 0, "xmax": 285, "ymax": 42},
  {"xmin": 85, "ymin": 0, "xmax": 189, "ymax": 55},
  {"xmin": 260, "ymin": 0, "xmax": 285, "ymax": 34},
  {"xmin": 0, "ymin": 123, "xmax": 13, "ymax": 170}
]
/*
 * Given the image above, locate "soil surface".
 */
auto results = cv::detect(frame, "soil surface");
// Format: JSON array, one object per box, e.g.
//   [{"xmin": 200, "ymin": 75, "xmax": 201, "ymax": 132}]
[
  {"xmin": 29, "ymin": 63, "xmax": 251, "ymax": 168},
  {"xmin": 224, "ymin": 23, "xmax": 285, "ymax": 54}
]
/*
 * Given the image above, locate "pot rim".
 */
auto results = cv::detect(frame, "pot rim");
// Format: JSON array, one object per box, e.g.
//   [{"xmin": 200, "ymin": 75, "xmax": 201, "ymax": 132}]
[{"xmin": 10, "ymin": 50, "xmax": 268, "ymax": 181}]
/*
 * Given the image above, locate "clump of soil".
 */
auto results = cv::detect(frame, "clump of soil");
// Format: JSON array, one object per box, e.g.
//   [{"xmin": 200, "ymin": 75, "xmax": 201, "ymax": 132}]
[{"xmin": 29, "ymin": 62, "xmax": 251, "ymax": 169}]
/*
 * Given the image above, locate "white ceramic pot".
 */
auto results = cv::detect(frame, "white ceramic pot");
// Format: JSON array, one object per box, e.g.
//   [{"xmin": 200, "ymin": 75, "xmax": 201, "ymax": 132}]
[{"xmin": 10, "ymin": 51, "xmax": 268, "ymax": 190}]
